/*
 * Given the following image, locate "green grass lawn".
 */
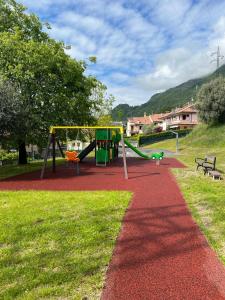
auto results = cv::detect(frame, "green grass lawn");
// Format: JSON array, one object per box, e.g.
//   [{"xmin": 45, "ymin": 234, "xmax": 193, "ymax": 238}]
[
  {"xmin": 144, "ymin": 124, "xmax": 225, "ymax": 264},
  {"xmin": 0, "ymin": 190, "xmax": 131, "ymax": 299},
  {"xmin": 0, "ymin": 159, "xmax": 64, "ymax": 180}
]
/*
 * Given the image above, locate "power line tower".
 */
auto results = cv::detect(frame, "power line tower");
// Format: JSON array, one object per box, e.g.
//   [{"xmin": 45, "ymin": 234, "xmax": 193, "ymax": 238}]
[{"xmin": 210, "ymin": 46, "xmax": 224, "ymax": 69}]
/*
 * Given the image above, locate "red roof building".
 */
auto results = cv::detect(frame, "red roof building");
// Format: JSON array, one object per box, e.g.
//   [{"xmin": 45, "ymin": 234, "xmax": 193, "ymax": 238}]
[
  {"xmin": 126, "ymin": 102, "xmax": 199, "ymax": 136},
  {"xmin": 126, "ymin": 113, "xmax": 165, "ymax": 136},
  {"xmin": 159, "ymin": 103, "xmax": 199, "ymax": 130}
]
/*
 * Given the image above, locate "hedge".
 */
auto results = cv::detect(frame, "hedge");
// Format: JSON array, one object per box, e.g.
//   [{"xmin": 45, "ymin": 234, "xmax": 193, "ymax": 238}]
[
  {"xmin": 139, "ymin": 129, "xmax": 192, "ymax": 146},
  {"xmin": 0, "ymin": 150, "xmax": 18, "ymax": 165}
]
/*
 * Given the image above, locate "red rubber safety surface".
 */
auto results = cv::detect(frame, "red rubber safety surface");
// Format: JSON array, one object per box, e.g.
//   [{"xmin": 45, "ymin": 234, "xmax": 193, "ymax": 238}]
[{"xmin": 1, "ymin": 158, "xmax": 225, "ymax": 299}]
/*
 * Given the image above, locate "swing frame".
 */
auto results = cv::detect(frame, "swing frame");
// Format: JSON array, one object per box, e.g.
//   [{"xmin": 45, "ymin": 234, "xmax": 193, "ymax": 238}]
[{"xmin": 40, "ymin": 125, "xmax": 128, "ymax": 179}]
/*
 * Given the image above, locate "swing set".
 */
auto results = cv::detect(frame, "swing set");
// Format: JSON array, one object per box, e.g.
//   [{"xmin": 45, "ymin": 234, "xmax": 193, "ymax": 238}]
[{"xmin": 40, "ymin": 125, "xmax": 128, "ymax": 179}]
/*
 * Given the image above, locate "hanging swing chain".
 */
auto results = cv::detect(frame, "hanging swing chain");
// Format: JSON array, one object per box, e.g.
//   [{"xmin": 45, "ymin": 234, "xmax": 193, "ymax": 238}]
[
  {"xmin": 75, "ymin": 128, "xmax": 80, "ymax": 141},
  {"xmin": 66, "ymin": 128, "xmax": 81, "ymax": 151},
  {"xmin": 66, "ymin": 129, "xmax": 69, "ymax": 151}
]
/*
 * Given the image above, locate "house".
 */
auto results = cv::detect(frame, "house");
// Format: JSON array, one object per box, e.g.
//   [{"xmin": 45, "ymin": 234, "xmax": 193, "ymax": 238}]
[
  {"xmin": 126, "ymin": 113, "xmax": 164, "ymax": 136},
  {"xmin": 160, "ymin": 103, "xmax": 198, "ymax": 131}
]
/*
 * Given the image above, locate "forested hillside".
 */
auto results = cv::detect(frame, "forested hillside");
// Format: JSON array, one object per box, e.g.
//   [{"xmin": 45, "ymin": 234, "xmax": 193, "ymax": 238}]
[{"xmin": 112, "ymin": 64, "xmax": 225, "ymax": 120}]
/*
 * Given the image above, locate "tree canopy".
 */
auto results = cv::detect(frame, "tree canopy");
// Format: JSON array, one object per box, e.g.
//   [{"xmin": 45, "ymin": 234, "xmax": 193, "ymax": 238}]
[
  {"xmin": 0, "ymin": 79, "xmax": 21, "ymax": 139},
  {"xmin": 196, "ymin": 76, "xmax": 225, "ymax": 125},
  {"xmin": 0, "ymin": 0, "xmax": 111, "ymax": 163}
]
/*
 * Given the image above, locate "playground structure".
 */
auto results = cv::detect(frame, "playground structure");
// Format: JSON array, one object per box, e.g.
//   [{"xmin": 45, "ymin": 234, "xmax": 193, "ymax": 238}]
[
  {"xmin": 40, "ymin": 125, "xmax": 164, "ymax": 180},
  {"xmin": 40, "ymin": 125, "xmax": 128, "ymax": 179}
]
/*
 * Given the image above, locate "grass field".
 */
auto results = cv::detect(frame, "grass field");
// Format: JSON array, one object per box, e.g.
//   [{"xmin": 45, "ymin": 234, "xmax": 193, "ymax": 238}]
[
  {"xmin": 145, "ymin": 124, "xmax": 225, "ymax": 264},
  {"xmin": 0, "ymin": 159, "xmax": 64, "ymax": 180},
  {"xmin": 0, "ymin": 124, "xmax": 224, "ymax": 299},
  {"xmin": 0, "ymin": 190, "xmax": 132, "ymax": 299}
]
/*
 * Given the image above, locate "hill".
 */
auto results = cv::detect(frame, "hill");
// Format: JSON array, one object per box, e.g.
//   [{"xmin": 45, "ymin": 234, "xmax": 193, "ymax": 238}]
[{"xmin": 112, "ymin": 64, "xmax": 225, "ymax": 120}]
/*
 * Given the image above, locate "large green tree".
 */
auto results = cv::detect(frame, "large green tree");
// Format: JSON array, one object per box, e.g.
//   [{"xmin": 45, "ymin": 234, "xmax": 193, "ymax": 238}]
[
  {"xmin": 196, "ymin": 76, "xmax": 225, "ymax": 125},
  {"xmin": 0, "ymin": 0, "xmax": 49, "ymax": 40},
  {"xmin": 0, "ymin": 79, "xmax": 21, "ymax": 138},
  {"xmin": 0, "ymin": 0, "xmax": 99, "ymax": 164}
]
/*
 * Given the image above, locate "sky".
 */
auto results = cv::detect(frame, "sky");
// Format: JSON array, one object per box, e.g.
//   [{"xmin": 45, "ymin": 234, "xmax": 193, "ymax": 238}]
[{"xmin": 20, "ymin": 0, "xmax": 225, "ymax": 106}]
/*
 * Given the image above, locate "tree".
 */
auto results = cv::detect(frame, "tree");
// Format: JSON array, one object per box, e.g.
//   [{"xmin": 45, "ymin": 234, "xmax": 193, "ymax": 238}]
[
  {"xmin": 116, "ymin": 109, "xmax": 124, "ymax": 122},
  {"xmin": 0, "ymin": 79, "xmax": 21, "ymax": 138},
  {"xmin": 142, "ymin": 124, "xmax": 154, "ymax": 135},
  {"xmin": 0, "ymin": 30, "xmax": 98, "ymax": 163},
  {"xmin": 0, "ymin": 0, "xmax": 49, "ymax": 41},
  {"xmin": 0, "ymin": 79, "xmax": 29, "ymax": 162},
  {"xmin": 0, "ymin": 0, "xmax": 101, "ymax": 163},
  {"xmin": 97, "ymin": 115, "xmax": 113, "ymax": 126},
  {"xmin": 0, "ymin": 0, "xmax": 115, "ymax": 163},
  {"xmin": 90, "ymin": 81, "xmax": 115, "ymax": 118},
  {"xmin": 196, "ymin": 76, "xmax": 225, "ymax": 124}
]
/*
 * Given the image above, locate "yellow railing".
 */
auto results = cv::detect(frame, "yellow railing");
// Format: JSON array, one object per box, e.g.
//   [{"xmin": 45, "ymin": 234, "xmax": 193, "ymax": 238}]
[{"xmin": 50, "ymin": 125, "xmax": 124, "ymax": 134}]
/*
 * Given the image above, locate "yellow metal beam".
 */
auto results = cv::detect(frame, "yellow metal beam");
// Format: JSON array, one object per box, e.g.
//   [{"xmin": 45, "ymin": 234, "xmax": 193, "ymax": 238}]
[{"xmin": 50, "ymin": 125, "xmax": 123, "ymax": 134}]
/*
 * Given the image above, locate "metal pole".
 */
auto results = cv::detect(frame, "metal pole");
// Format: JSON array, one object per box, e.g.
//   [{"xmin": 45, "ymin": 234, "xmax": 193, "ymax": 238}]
[
  {"xmin": 52, "ymin": 133, "xmax": 56, "ymax": 173},
  {"xmin": 56, "ymin": 139, "xmax": 65, "ymax": 158},
  {"xmin": 176, "ymin": 133, "xmax": 179, "ymax": 154},
  {"xmin": 121, "ymin": 134, "xmax": 128, "ymax": 179},
  {"xmin": 40, "ymin": 134, "xmax": 52, "ymax": 179},
  {"xmin": 170, "ymin": 130, "xmax": 179, "ymax": 154}
]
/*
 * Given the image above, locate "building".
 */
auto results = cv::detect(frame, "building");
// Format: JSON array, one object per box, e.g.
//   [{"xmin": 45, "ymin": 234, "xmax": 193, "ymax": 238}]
[
  {"xmin": 126, "ymin": 113, "xmax": 164, "ymax": 136},
  {"xmin": 160, "ymin": 103, "xmax": 198, "ymax": 131},
  {"xmin": 126, "ymin": 102, "xmax": 199, "ymax": 136}
]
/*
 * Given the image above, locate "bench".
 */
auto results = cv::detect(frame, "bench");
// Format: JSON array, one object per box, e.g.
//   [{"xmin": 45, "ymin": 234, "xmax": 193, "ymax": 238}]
[
  {"xmin": 195, "ymin": 156, "xmax": 216, "ymax": 174},
  {"xmin": 208, "ymin": 170, "xmax": 222, "ymax": 180}
]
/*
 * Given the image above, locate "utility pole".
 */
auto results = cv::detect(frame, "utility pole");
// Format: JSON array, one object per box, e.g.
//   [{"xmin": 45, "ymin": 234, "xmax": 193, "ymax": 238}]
[{"xmin": 210, "ymin": 46, "xmax": 224, "ymax": 69}]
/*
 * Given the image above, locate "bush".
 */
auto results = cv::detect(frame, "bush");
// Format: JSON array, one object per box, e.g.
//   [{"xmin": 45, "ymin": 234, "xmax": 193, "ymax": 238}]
[
  {"xmin": 196, "ymin": 76, "xmax": 225, "ymax": 124},
  {"xmin": 142, "ymin": 124, "xmax": 154, "ymax": 135},
  {"xmin": 154, "ymin": 126, "xmax": 163, "ymax": 133},
  {"xmin": 0, "ymin": 150, "xmax": 18, "ymax": 162},
  {"xmin": 139, "ymin": 129, "xmax": 192, "ymax": 145}
]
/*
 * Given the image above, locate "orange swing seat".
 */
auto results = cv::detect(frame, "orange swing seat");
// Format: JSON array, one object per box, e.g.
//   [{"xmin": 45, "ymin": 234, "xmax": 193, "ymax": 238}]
[
  {"xmin": 65, "ymin": 151, "xmax": 80, "ymax": 174},
  {"xmin": 65, "ymin": 151, "xmax": 80, "ymax": 162}
]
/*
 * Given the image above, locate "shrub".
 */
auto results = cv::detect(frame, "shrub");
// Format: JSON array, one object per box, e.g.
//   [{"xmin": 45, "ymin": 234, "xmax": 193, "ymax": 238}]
[
  {"xmin": 142, "ymin": 124, "xmax": 154, "ymax": 135},
  {"xmin": 196, "ymin": 76, "xmax": 225, "ymax": 124},
  {"xmin": 154, "ymin": 126, "xmax": 163, "ymax": 133},
  {"xmin": 0, "ymin": 150, "xmax": 18, "ymax": 162}
]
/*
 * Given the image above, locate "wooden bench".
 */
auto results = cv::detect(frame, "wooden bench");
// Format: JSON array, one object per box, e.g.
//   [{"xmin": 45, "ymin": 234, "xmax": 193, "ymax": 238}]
[
  {"xmin": 195, "ymin": 156, "xmax": 216, "ymax": 174},
  {"xmin": 208, "ymin": 170, "xmax": 222, "ymax": 180}
]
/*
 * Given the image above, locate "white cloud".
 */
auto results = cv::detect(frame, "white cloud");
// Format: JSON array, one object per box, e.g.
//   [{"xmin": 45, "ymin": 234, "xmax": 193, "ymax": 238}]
[
  {"xmin": 19, "ymin": 0, "xmax": 225, "ymax": 106},
  {"xmin": 51, "ymin": 24, "xmax": 97, "ymax": 54},
  {"xmin": 136, "ymin": 48, "xmax": 214, "ymax": 92},
  {"xmin": 135, "ymin": 20, "xmax": 225, "ymax": 95},
  {"xmin": 108, "ymin": 85, "xmax": 153, "ymax": 106}
]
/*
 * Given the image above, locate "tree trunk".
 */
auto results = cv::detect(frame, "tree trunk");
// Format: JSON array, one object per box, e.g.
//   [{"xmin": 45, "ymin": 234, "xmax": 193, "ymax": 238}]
[{"xmin": 18, "ymin": 141, "xmax": 27, "ymax": 164}]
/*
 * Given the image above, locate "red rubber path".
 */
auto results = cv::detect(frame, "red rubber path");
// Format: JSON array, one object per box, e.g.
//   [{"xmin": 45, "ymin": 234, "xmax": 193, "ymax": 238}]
[{"xmin": 1, "ymin": 158, "xmax": 225, "ymax": 299}]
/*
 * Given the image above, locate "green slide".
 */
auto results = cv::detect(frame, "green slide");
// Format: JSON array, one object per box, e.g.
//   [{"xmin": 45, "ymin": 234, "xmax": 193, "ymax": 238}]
[{"xmin": 124, "ymin": 139, "xmax": 150, "ymax": 159}]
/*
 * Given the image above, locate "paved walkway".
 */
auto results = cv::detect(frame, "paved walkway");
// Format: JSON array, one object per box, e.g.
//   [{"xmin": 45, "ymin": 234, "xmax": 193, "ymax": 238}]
[{"xmin": 1, "ymin": 158, "xmax": 225, "ymax": 299}]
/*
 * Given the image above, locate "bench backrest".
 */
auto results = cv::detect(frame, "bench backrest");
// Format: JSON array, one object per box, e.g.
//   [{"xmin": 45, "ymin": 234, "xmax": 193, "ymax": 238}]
[{"xmin": 205, "ymin": 156, "xmax": 216, "ymax": 167}]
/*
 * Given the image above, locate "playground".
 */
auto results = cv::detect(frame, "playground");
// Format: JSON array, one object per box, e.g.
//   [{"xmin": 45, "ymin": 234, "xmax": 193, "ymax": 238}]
[
  {"xmin": 1, "ymin": 1, "xmax": 225, "ymax": 298},
  {"xmin": 1, "ymin": 125, "xmax": 225, "ymax": 299}
]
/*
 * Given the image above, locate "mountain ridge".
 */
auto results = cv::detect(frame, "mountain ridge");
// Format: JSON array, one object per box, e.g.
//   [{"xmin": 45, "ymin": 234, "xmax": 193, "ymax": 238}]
[{"xmin": 112, "ymin": 64, "xmax": 225, "ymax": 120}]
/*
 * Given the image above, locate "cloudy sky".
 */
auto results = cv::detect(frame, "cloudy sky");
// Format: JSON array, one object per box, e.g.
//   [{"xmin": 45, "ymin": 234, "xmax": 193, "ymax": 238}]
[{"xmin": 20, "ymin": 0, "xmax": 225, "ymax": 106}]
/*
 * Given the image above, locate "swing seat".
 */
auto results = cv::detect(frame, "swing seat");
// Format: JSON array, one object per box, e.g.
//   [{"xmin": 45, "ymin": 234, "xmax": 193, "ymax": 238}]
[
  {"xmin": 65, "ymin": 151, "xmax": 80, "ymax": 175},
  {"xmin": 65, "ymin": 151, "xmax": 80, "ymax": 162}
]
